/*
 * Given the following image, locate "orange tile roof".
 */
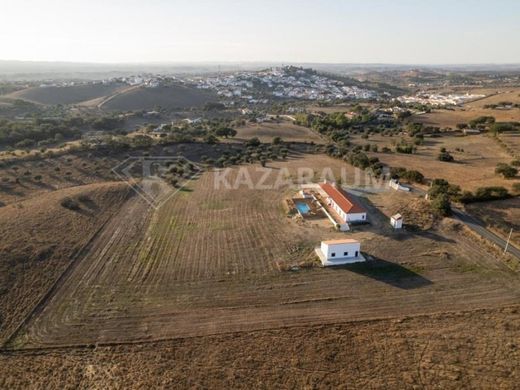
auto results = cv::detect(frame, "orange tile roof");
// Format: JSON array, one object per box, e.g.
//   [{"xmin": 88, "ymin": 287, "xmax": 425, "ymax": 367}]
[{"xmin": 319, "ymin": 183, "xmax": 366, "ymax": 214}]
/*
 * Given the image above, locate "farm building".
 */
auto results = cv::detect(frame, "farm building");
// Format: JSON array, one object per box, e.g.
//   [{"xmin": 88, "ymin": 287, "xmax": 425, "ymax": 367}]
[
  {"xmin": 389, "ymin": 179, "xmax": 410, "ymax": 192},
  {"xmin": 315, "ymin": 239, "xmax": 365, "ymax": 266},
  {"xmin": 319, "ymin": 182, "xmax": 367, "ymax": 223},
  {"xmin": 390, "ymin": 213, "xmax": 403, "ymax": 229}
]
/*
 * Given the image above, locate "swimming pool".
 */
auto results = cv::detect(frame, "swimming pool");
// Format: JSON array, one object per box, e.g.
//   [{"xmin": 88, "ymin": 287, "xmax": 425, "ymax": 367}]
[{"xmin": 295, "ymin": 201, "xmax": 311, "ymax": 214}]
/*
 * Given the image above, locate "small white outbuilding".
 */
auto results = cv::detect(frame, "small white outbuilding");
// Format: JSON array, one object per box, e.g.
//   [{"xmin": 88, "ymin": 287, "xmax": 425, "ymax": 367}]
[
  {"xmin": 315, "ymin": 239, "xmax": 365, "ymax": 266},
  {"xmin": 390, "ymin": 213, "xmax": 403, "ymax": 229}
]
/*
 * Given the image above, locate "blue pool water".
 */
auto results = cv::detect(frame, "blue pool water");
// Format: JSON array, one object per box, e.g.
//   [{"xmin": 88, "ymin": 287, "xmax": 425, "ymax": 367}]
[{"xmin": 295, "ymin": 201, "xmax": 311, "ymax": 214}]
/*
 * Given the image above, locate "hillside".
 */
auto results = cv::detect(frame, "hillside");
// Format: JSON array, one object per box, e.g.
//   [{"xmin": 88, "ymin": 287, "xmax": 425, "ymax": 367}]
[
  {"xmin": 101, "ymin": 84, "xmax": 219, "ymax": 111},
  {"xmin": 5, "ymin": 83, "xmax": 126, "ymax": 105},
  {"xmin": 0, "ymin": 182, "xmax": 131, "ymax": 344}
]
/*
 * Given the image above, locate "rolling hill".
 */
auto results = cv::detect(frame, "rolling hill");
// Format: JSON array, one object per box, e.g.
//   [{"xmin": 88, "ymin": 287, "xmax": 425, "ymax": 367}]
[
  {"xmin": 100, "ymin": 84, "xmax": 219, "ymax": 111},
  {"xmin": 6, "ymin": 83, "xmax": 126, "ymax": 105}
]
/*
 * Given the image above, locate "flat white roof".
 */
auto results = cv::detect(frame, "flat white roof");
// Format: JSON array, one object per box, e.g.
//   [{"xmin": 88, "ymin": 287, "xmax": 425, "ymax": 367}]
[{"xmin": 322, "ymin": 239, "xmax": 359, "ymax": 245}]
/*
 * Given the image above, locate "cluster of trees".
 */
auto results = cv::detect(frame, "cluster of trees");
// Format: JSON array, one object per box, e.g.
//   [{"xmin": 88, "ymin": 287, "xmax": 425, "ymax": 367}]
[
  {"xmin": 212, "ymin": 138, "xmax": 288, "ymax": 168},
  {"xmin": 395, "ymin": 141, "xmax": 416, "ymax": 154},
  {"xmin": 427, "ymin": 179, "xmax": 462, "ymax": 216},
  {"xmin": 468, "ymin": 116, "xmax": 495, "ymax": 128},
  {"xmin": 0, "ymin": 115, "xmax": 128, "ymax": 149},
  {"xmin": 389, "ymin": 167, "xmax": 425, "ymax": 184},
  {"xmin": 490, "ymin": 122, "xmax": 519, "ymax": 134},
  {"xmin": 483, "ymin": 101, "xmax": 519, "ymax": 109},
  {"xmin": 458, "ymin": 117, "xmax": 518, "ymax": 134},
  {"xmin": 0, "ymin": 117, "xmax": 81, "ymax": 148},
  {"xmin": 459, "ymin": 186, "xmax": 511, "ymax": 203}
]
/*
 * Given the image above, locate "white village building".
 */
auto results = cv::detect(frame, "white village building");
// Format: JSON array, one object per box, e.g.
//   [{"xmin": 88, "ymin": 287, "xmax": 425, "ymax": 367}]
[
  {"xmin": 319, "ymin": 182, "xmax": 367, "ymax": 223},
  {"xmin": 390, "ymin": 213, "xmax": 403, "ymax": 229},
  {"xmin": 315, "ymin": 239, "xmax": 365, "ymax": 266}
]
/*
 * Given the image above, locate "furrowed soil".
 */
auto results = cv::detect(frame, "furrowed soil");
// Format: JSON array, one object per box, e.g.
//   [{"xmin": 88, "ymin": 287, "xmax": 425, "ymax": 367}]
[
  {"xmin": 1, "ymin": 305, "xmax": 519, "ymax": 389},
  {"xmin": 9, "ymin": 154, "xmax": 520, "ymax": 349},
  {"xmin": 0, "ymin": 182, "xmax": 131, "ymax": 344}
]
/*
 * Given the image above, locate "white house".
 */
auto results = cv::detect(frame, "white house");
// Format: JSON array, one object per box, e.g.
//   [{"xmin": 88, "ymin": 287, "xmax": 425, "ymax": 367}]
[
  {"xmin": 315, "ymin": 239, "xmax": 365, "ymax": 266},
  {"xmin": 390, "ymin": 213, "xmax": 403, "ymax": 229},
  {"xmin": 319, "ymin": 182, "xmax": 367, "ymax": 223}
]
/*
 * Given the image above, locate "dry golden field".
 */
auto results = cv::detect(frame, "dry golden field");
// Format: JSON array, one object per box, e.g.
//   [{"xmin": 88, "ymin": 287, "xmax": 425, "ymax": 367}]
[
  {"xmin": 466, "ymin": 197, "xmax": 520, "ymax": 247},
  {"xmin": 1, "ymin": 305, "xmax": 519, "ymax": 389},
  {"xmin": 234, "ymin": 122, "xmax": 325, "ymax": 144},
  {"xmin": 1, "ymin": 143, "xmax": 519, "ymax": 388},
  {"xmin": 0, "ymin": 182, "xmax": 131, "ymax": 344},
  {"xmin": 411, "ymin": 87, "xmax": 520, "ymax": 128},
  {"xmin": 355, "ymin": 133, "xmax": 518, "ymax": 192},
  {"xmin": 5, "ymin": 154, "xmax": 518, "ymax": 350}
]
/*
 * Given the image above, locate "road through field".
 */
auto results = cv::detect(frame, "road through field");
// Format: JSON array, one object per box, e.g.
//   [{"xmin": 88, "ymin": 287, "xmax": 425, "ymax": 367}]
[{"xmin": 10, "ymin": 160, "xmax": 520, "ymax": 349}]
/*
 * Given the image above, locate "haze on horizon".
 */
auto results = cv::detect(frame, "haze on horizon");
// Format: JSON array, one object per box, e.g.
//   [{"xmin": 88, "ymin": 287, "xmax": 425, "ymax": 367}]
[{"xmin": 2, "ymin": 0, "xmax": 520, "ymax": 65}]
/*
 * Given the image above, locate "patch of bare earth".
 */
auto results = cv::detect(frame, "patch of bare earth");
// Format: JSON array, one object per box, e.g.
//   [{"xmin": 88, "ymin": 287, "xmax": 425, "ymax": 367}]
[
  {"xmin": 1, "ymin": 305, "xmax": 518, "ymax": 389},
  {"xmin": 0, "ymin": 182, "xmax": 131, "ymax": 344},
  {"xmin": 10, "ymin": 155, "xmax": 520, "ymax": 349}
]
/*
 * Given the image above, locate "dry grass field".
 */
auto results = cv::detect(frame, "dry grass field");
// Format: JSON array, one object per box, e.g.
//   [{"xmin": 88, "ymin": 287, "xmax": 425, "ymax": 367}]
[
  {"xmin": 234, "ymin": 121, "xmax": 325, "ymax": 144},
  {"xmin": 5, "ymin": 154, "xmax": 518, "ymax": 350},
  {"xmin": 355, "ymin": 133, "xmax": 517, "ymax": 192},
  {"xmin": 411, "ymin": 87, "xmax": 520, "ymax": 128},
  {"xmin": 0, "ymin": 182, "xmax": 131, "ymax": 344},
  {"xmin": 1, "ymin": 305, "xmax": 519, "ymax": 389},
  {"xmin": 3, "ymin": 84, "xmax": 126, "ymax": 106},
  {"xmin": 466, "ymin": 197, "xmax": 520, "ymax": 247}
]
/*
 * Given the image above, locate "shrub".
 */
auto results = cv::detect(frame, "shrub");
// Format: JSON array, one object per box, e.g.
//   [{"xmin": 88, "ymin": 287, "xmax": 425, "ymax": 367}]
[
  {"xmin": 60, "ymin": 197, "xmax": 80, "ymax": 210},
  {"xmin": 272, "ymin": 136, "xmax": 282, "ymax": 145},
  {"xmin": 495, "ymin": 163, "xmax": 518, "ymax": 179},
  {"xmin": 247, "ymin": 137, "xmax": 261, "ymax": 147},
  {"xmin": 474, "ymin": 186, "xmax": 510, "ymax": 201},
  {"xmin": 438, "ymin": 151, "xmax": 454, "ymax": 162}
]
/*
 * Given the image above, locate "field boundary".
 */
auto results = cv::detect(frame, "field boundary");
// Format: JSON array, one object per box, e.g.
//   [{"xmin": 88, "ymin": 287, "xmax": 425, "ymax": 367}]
[
  {"xmin": 0, "ymin": 192, "xmax": 136, "ymax": 349},
  {"xmin": 1, "ymin": 303, "xmax": 518, "ymax": 354}
]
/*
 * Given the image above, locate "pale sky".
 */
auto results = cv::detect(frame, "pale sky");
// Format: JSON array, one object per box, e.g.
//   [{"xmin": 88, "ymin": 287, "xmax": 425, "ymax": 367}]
[{"xmin": 1, "ymin": 0, "xmax": 519, "ymax": 64}]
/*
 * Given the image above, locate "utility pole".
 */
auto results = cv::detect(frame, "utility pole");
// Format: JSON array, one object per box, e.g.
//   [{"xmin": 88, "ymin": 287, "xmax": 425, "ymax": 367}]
[{"xmin": 504, "ymin": 228, "xmax": 513, "ymax": 254}]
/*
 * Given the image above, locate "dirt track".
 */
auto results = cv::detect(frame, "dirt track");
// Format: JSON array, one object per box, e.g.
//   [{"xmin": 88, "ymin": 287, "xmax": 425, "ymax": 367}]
[{"xmin": 9, "ymin": 156, "xmax": 520, "ymax": 349}]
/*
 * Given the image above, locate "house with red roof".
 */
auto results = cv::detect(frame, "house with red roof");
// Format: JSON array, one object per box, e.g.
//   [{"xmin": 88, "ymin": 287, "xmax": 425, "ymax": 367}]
[{"xmin": 319, "ymin": 181, "xmax": 367, "ymax": 223}]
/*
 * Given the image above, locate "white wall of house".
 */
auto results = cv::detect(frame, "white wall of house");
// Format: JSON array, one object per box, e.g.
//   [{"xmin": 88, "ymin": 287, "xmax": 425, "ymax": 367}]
[
  {"xmin": 320, "ymin": 242, "xmax": 361, "ymax": 260},
  {"xmin": 346, "ymin": 212, "xmax": 366, "ymax": 222},
  {"xmin": 329, "ymin": 199, "xmax": 366, "ymax": 222}
]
